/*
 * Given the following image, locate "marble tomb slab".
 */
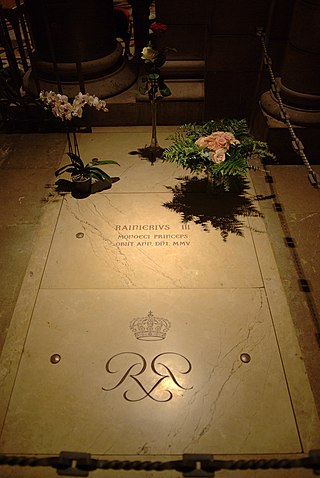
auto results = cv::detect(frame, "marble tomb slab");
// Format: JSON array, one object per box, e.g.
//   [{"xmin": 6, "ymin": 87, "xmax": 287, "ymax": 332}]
[
  {"xmin": 0, "ymin": 288, "xmax": 301, "ymax": 455},
  {"xmin": 1, "ymin": 128, "xmax": 319, "ymax": 478},
  {"xmin": 41, "ymin": 191, "xmax": 264, "ymax": 289}
]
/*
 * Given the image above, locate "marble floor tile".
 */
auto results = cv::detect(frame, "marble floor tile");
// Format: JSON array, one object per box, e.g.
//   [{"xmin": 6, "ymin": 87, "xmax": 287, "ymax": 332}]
[
  {"xmin": 0, "ymin": 169, "xmax": 55, "ymax": 224},
  {"xmin": 268, "ymin": 165, "xmax": 320, "ymax": 214},
  {"xmin": 0, "ymin": 133, "xmax": 66, "ymax": 169},
  {"xmin": 0, "ymin": 288, "xmax": 301, "ymax": 455},
  {"xmin": 0, "ymin": 224, "xmax": 38, "ymax": 351},
  {"xmin": 286, "ymin": 211, "xmax": 320, "ymax": 307}
]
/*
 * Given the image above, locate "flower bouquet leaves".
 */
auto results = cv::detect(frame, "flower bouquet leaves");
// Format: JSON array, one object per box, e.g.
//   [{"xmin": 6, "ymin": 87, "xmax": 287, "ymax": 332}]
[{"xmin": 163, "ymin": 119, "xmax": 276, "ymax": 190}]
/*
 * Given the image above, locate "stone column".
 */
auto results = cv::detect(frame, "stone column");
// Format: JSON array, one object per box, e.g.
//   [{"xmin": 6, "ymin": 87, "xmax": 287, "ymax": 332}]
[
  {"xmin": 260, "ymin": 0, "xmax": 320, "ymax": 126},
  {"xmin": 23, "ymin": 0, "xmax": 137, "ymax": 98}
]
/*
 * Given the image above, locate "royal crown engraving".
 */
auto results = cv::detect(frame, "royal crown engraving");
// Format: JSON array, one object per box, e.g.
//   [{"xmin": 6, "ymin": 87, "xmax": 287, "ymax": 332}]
[{"xmin": 130, "ymin": 311, "xmax": 171, "ymax": 341}]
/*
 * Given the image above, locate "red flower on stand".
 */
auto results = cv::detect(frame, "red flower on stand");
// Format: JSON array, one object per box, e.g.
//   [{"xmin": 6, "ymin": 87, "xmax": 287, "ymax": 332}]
[{"xmin": 149, "ymin": 21, "xmax": 167, "ymax": 35}]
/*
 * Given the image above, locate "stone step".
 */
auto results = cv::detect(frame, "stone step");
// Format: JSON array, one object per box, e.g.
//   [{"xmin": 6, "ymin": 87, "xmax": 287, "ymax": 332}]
[
  {"xmin": 137, "ymin": 79, "xmax": 204, "ymax": 102},
  {"xmin": 88, "ymin": 79, "xmax": 205, "ymax": 125},
  {"xmin": 162, "ymin": 60, "xmax": 205, "ymax": 79}
]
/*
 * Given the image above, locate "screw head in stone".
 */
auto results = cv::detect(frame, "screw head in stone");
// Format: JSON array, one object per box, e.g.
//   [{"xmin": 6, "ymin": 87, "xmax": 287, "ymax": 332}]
[
  {"xmin": 50, "ymin": 354, "xmax": 61, "ymax": 364},
  {"xmin": 240, "ymin": 353, "xmax": 251, "ymax": 363}
]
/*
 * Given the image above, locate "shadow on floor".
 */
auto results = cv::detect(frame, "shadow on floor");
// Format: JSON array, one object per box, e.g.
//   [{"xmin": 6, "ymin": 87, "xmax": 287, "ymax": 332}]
[
  {"xmin": 54, "ymin": 177, "xmax": 121, "ymax": 198},
  {"xmin": 163, "ymin": 176, "xmax": 267, "ymax": 241}
]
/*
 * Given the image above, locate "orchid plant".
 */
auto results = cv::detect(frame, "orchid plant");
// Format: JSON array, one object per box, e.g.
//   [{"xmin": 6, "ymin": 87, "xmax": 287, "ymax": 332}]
[
  {"xmin": 40, "ymin": 91, "xmax": 119, "ymax": 185},
  {"xmin": 39, "ymin": 90, "xmax": 109, "ymax": 120}
]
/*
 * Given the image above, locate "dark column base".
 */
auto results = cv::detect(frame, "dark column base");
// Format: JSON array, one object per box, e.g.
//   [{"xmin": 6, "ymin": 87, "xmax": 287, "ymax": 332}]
[
  {"xmin": 251, "ymin": 107, "xmax": 320, "ymax": 165},
  {"xmin": 260, "ymin": 80, "xmax": 320, "ymax": 127},
  {"xmin": 23, "ymin": 56, "xmax": 138, "ymax": 99}
]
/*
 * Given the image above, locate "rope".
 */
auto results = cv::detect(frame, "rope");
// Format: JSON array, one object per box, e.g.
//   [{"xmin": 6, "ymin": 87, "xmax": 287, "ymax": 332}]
[
  {"xmin": 257, "ymin": 28, "xmax": 320, "ymax": 189},
  {"xmin": 1, "ymin": 451, "xmax": 320, "ymax": 476}
]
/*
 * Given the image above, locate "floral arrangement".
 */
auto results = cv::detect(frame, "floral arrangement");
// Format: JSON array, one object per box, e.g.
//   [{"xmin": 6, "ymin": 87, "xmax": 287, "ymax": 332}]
[
  {"xmin": 139, "ymin": 22, "xmax": 175, "ymax": 101},
  {"xmin": 163, "ymin": 119, "xmax": 276, "ymax": 190}
]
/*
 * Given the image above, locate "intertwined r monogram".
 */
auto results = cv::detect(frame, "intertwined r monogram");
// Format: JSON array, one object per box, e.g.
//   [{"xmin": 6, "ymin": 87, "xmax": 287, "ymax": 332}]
[{"xmin": 102, "ymin": 352, "xmax": 193, "ymax": 402}]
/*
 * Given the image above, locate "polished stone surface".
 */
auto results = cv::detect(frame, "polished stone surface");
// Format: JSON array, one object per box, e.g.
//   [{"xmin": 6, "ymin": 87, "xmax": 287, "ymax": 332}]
[
  {"xmin": 0, "ymin": 128, "xmax": 319, "ymax": 478},
  {"xmin": 0, "ymin": 289, "xmax": 301, "ymax": 454},
  {"xmin": 0, "ymin": 133, "xmax": 66, "ymax": 354},
  {"xmin": 41, "ymin": 191, "xmax": 263, "ymax": 289},
  {"xmin": 267, "ymin": 165, "xmax": 320, "ymax": 305}
]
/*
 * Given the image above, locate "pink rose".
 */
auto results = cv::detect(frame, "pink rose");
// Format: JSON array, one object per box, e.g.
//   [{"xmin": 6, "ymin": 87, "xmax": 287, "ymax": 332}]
[
  {"xmin": 209, "ymin": 132, "xmax": 233, "ymax": 149},
  {"xmin": 195, "ymin": 136, "xmax": 208, "ymax": 148},
  {"xmin": 211, "ymin": 148, "xmax": 226, "ymax": 163},
  {"xmin": 195, "ymin": 131, "xmax": 240, "ymax": 155},
  {"xmin": 222, "ymin": 132, "xmax": 240, "ymax": 146},
  {"xmin": 205, "ymin": 137, "xmax": 221, "ymax": 150},
  {"xmin": 209, "ymin": 132, "xmax": 228, "ymax": 148},
  {"xmin": 195, "ymin": 135, "xmax": 219, "ymax": 150}
]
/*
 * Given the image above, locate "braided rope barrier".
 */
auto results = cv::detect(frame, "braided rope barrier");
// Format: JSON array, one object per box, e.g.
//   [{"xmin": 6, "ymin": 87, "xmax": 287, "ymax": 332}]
[{"xmin": 1, "ymin": 451, "xmax": 320, "ymax": 477}]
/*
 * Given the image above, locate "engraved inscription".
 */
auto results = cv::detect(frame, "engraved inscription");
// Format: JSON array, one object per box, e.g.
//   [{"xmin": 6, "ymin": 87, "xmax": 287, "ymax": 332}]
[
  {"xmin": 114, "ymin": 223, "xmax": 191, "ymax": 247},
  {"xmin": 102, "ymin": 352, "xmax": 193, "ymax": 402}
]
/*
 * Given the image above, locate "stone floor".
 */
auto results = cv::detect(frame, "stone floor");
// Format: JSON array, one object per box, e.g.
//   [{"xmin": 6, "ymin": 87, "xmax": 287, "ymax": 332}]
[{"xmin": 0, "ymin": 127, "xmax": 319, "ymax": 478}]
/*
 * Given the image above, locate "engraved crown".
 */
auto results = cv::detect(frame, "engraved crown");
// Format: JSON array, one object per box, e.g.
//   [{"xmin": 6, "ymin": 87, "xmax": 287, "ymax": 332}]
[{"xmin": 130, "ymin": 311, "xmax": 170, "ymax": 341}]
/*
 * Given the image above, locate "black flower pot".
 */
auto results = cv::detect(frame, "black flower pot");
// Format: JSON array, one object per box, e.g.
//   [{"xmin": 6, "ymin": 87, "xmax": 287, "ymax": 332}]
[{"xmin": 72, "ymin": 175, "xmax": 92, "ymax": 196}]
